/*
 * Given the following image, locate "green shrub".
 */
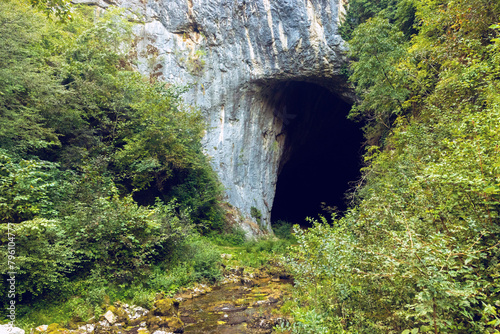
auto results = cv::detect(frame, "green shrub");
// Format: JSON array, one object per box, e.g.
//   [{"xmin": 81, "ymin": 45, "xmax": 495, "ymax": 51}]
[
  {"xmin": 272, "ymin": 220, "xmax": 296, "ymax": 241},
  {"xmin": 244, "ymin": 238, "xmax": 291, "ymax": 254},
  {"xmin": 250, "ymin": 206, "xmax": 261, "ymax": 220},
  {"xmin": 145, "ymin": 237, "xmax": 222, "ymax": 294},
  {"xmin": 0, "ymin": 0, "xmax": 228, "ymax": 327},
  {"xmin": 169, "ymin": 164, "xmax": 226, "ymax": 234},
  {"xmin": 0, "ymin": 151, "xmax": 70, "ymax": 223},
  {"xmin": 0, "ymin": 0, "xmax": 225, "ymax": 312},
  {"xmin": 250, "ymin": 207, "xmax": 263, "ymax": 229},
  {"xmin": 225, "ymin": 237, "xmax": 292, "ymax": 268},
  {"xmin": 207, "ymin": 225, "xmax": 246, "ymax": 246},
  {"xmin": 65, "ymin": 196, "xmax": 192, "ymax": 281},
  {"xmin": 182, "ymin": 237, "xmax": 222, "ymax": 282},
  {"xmin": 0, "ymin": 218, "xmax": 75, "ymax": 299}
]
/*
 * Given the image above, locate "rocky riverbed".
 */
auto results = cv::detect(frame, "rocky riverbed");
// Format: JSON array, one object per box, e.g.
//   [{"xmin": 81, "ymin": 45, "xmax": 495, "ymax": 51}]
[
  {"xmin": 23, "ymin": 266, "xmax": 292, "ymax": 334},
  {"xmin": 178, "ymin": 276, "xmax": 292, "ymax": 333}
]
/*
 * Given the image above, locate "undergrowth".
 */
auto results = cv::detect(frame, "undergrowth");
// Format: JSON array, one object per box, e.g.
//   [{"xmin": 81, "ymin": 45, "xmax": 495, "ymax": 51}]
[{"xmin": 14, "ymin": 236, "xmax": 222, "ymax": 330}]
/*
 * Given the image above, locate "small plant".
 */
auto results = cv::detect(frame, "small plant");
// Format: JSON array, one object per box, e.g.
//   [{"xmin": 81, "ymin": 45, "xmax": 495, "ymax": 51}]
[
  {"xmin": 250, "ymin": 206, "xmax": 262, "ymax": 222},
  {"xmin": 219, "ymin": 236, "xmax": 291, "ymax": 269},
  {"xmin": 186, "ymin": 49, "xmax": 206, "ymax": 76},
  {"xmin": 271, "ymin": 140, "xmax": 280, "ymax": 152}
]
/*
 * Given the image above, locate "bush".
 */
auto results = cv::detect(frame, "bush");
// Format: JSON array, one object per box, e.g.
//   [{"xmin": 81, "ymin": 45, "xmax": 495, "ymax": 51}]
[
  {"xmin": 0, "ymin": 218, "xmax": 75, "ymax": 299},
  {"xmin": 65, "ymin": 196, "xmax": 192, "ymax": 282},
  {"xmin": 0, "ymin": 151, "xmax": 70, "ymax": 224},
  {"xmin": 169, "ymin": 164, "xmax": 226, "ymax": 234},
  {"xmin": 250, "ymin": 206, "xmax": 262, "ymax": 222},
  {"xmin": 272, "ymin": 220, "xmax": 296, "ymax": 241},
  {"xmin": 0, "ymin": 0, "xmax": 226, "ymax": 317},
  {"xmin": 207, "ymin": 225, "xmax": 246, "ymax": 246},
  {"xmin": 181, "ymin": 237, "xmax": 222, "ymax": 282}
]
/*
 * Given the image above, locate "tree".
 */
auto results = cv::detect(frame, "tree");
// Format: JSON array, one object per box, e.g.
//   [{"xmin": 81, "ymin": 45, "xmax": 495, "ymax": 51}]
[
  {"xmin": 29, "ymin": 0, "xmax": 71, "ymax": 20},
  {"xmin": 348, "ymin": 16, "xmax": 410, "ymax": 144}
]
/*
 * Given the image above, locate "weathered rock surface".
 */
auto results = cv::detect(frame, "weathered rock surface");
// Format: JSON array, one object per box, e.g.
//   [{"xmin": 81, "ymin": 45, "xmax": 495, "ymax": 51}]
[
  {"xmin": 0, "ymin": 325, "xmax": 25, "ymax": 334},
  {"xmin": 96, "ymin": 0, "xmax": 351, "ymax": 234}
]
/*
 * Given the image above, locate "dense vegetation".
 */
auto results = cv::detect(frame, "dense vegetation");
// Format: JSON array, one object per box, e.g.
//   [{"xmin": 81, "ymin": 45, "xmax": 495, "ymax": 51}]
[
  {"xmin": 0, "ymin": 0, "xmax": 227, "ymax": 324},
  {"xmin": 284, "ymin": 0, "xmax": 500, "ymax": 333}
]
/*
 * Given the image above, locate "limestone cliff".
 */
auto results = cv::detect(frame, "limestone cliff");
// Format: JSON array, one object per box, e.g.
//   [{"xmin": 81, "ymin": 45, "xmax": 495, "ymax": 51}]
[{"xmin": 88, "ymin": 0, "xmax": 351, "ymax": 235}]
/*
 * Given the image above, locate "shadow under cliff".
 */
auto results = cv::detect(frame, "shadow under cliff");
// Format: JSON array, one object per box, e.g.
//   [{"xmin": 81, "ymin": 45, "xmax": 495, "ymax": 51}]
[{"xmin": 270, "ymin": 82, "xmax": 364, "ymax": 227}]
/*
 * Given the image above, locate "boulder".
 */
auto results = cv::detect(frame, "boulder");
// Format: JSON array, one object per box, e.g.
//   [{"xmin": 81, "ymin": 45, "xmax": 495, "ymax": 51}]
[{"xmin": 0, "ymin": 325, "xmax": 24, "ymax": 334}]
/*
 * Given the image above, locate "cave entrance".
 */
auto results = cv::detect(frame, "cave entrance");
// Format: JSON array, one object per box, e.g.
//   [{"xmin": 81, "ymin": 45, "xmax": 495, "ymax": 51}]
[{"xmin": 270, "ymin": 81, "xmax": 363, "ymax": 227}]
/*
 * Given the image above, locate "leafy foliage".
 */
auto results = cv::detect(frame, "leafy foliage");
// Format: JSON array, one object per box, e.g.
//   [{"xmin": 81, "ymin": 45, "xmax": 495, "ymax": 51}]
[
  {"xmin": 348, "ymin": 16, "xmax": 410, "ymax": 144},
  {"xmin": 272, "ymin": 220, "xmax": 297, "ymax": 242},
  {"xmin": 0, "ymin": 151, "xmax": 68, "ymax": 224},
  {"xmin": 340, "ymin": 0, "xmax": 417, "ymax": 40},
  {"xmin": 28, "ymin": 0, "xmax": 71, "ymax": 20},
  {"xmin": 0, "ymin": 1, "xmax": 62, "ymax": 154},
  {"xmin": 288, "ymin": 0, "xmax": 500, "ymax": 333},
  {"xmin": 0, "ymin": 0, "xmax": 226, "ymax": 321}
]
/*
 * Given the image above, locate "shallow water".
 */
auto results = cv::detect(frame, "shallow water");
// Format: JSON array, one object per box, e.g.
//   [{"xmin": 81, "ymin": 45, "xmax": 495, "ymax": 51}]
[{"xmin": 179, "ymin": 277, "xmax": 291, "ymax": 333}]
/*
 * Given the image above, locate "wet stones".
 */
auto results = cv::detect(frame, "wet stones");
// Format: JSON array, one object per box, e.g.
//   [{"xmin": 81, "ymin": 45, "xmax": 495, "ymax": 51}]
[
  {"xmin": 209, "ymin": 303, "xmax": 248, "ymax": 313},
  {"xmin": 174, "ymin": 283, "xmax": 212, "ymax": 302},
  {"xmin": 103, "ymin": 310, "xmax": 118, "ymax": 325},
  {"xmin": 145, "ymin": 299, "xmax": 184, "ymax": 333},
  {"xmin": 176, "ymin": 267, "xmax": 292, "ymax": 333},
  {"xmin": 145, "ymin": 316, "xmax": 183, "ymax": 333},
  {"xmin": 152, "ymin": 299, "xmax": 179, "ymax": 317},
  {"xmin": 33, "ymin": 299, "xmax": 183, "ymax": 334},
  {"xmin": 247, "ymin": 313, "xmax": 292, "ymax": 332},
  {"xmin": 31, "ymin": 265, "xmax": 292, "ymax": 334},
  {"xmin": 76, "ymin": 325, "xmax": 95, "ymax": 334},
  {"xmin": 240, "ymin": 278, "xmax": 256, "ymax": 287}
]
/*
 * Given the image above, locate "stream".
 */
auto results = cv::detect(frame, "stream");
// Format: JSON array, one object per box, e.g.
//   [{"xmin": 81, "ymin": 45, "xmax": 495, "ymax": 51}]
[
  {"xmin": 30, "ymin": 267, "xmax": 293, "ymax": 334},
  {"xmin": 176, "ymin": 274, "xmax": 292, "ymax": 333}
]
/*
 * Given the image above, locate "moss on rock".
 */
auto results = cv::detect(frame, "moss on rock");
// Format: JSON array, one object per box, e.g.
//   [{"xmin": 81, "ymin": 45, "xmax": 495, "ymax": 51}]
[
  {"xmin": 146, "ymin": 315, "xmax": 184, "ymax": 332},
  {"xmin": 152, "ymin": 298, "xmax": 179, "ymax": 316},
  {"xmin": 105, "ymin": 305, "xmax": 129, "ymax": 324},
  {"xmin": 45, "ymin": 323, "xmax": 68, "ymax": 334}
]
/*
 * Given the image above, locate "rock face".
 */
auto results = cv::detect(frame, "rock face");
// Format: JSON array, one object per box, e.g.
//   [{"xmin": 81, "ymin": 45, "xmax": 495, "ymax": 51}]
[{"xmin": 108, "ymin": 0, "xmax": 351, "ymax": 234}]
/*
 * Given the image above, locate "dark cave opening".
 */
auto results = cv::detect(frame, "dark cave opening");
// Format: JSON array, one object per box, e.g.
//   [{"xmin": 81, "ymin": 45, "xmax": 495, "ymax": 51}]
[{"xmin": 270, "ymin": 81, "xmax": 364, "ymax": 227}]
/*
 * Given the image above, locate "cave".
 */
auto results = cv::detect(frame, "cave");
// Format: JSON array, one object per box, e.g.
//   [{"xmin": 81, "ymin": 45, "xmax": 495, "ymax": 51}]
[{"xmin": 270, "ymin": 81, "xmax": 364, "ymax": 227}]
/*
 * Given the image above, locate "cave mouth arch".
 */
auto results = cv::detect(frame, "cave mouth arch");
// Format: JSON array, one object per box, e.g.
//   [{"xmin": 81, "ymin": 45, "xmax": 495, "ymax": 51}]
[{"xmin": 270, "ymin": 81, "xmax": 364, "ymax": 228}]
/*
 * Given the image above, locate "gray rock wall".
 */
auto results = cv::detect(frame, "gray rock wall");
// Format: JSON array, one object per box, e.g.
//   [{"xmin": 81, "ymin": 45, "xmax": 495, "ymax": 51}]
[{"xmin": 104, "ymin": 0, "xmax": 351, "ymax": 235}]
